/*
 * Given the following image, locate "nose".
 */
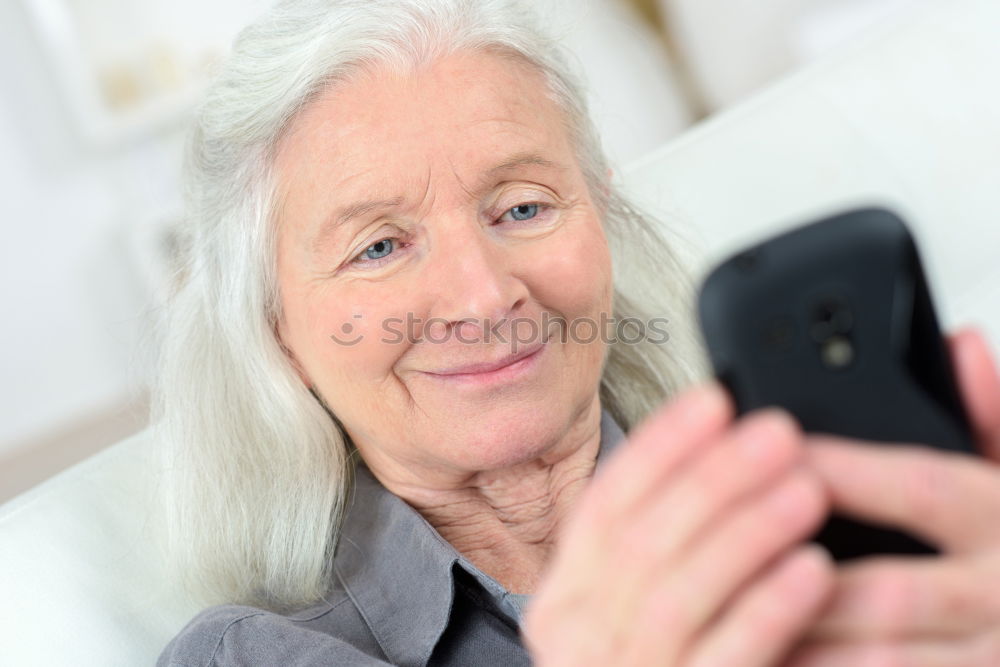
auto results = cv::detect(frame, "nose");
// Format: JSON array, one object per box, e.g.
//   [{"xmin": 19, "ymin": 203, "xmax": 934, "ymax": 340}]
[{"xmin": 426, "ymin": 218, "xmax": 529, "ymax": 332}]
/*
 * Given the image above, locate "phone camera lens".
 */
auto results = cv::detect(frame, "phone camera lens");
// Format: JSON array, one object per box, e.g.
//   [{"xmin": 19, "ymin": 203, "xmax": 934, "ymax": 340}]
[{"xmin": 810, "ymin": 298, "xmax": 853, "ymax": 342}]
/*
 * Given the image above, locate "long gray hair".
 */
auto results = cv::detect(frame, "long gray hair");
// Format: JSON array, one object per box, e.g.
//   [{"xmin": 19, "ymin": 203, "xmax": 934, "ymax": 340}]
[{"xmin": 152, "ymin": 0, "xmax": 708, "ymax": 611}]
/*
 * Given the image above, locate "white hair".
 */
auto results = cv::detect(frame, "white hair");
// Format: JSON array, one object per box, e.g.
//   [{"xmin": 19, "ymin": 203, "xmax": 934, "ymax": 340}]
[{"xmin": 152, "ymin": 0, "xmax": 708, "ymax": 611}]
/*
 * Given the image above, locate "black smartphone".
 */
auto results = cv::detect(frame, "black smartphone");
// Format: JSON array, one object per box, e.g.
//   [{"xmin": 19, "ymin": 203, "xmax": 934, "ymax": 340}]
[{"xmin": 697, "ymin": 207, "xmax": 977, "ymax": 560}]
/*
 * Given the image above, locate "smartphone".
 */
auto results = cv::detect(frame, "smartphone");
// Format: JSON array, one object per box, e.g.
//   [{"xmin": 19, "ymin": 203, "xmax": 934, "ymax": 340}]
[{"xmin": 697, "ymin": 207, "xmax": 977, "ymax": 560}]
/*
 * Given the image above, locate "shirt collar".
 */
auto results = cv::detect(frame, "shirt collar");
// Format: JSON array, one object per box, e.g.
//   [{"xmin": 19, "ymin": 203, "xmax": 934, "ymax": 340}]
[
  {"xmin": 596, "ymin": 407, "xmax": 627, "ymax": 463},
  {"xmin": 334, "ymin": 409, "xmax": 626, "ymax": 666}
]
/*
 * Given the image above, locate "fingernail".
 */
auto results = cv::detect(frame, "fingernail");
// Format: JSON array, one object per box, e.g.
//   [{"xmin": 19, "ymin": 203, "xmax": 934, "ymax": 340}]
[
  {"xmin": 738, "ymin": 409, "xmax": 799, "ymax": 459},
  {"xmin": 681, "ymin": 382, "xmax": 730, "ymax": 423},
  {"xmin": 798, "ymin": 543, "xmax": 833, "ymax": 569},
  {"xmin": 785, "ymin": 545, "xmax": 834, "ymax": 603},
  {"xmin": 768, "ymin": 473, "xmax": 821, "ymax": 523}
]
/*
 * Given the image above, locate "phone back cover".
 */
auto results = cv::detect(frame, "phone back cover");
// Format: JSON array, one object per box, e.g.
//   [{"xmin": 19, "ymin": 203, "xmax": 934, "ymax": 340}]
[
  {"xmin": 698, "ymin": 208, "xmax": 975, "ymax": 558},
  {"xmin": 699, "ymin": 208, "xmax": 972, "ymax": 452}
]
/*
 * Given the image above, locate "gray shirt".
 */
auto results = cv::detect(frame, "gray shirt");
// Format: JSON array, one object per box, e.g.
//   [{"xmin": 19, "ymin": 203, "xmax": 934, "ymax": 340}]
[{"xmin": 158, "ymin": 411, "xmax": 626, "ymax": 666}]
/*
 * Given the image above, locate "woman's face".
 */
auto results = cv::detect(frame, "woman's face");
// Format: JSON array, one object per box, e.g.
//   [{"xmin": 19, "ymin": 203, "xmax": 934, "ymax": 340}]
[{"xmin": 274, "ymin": 50, "xmax": 613, "ymax": 476}]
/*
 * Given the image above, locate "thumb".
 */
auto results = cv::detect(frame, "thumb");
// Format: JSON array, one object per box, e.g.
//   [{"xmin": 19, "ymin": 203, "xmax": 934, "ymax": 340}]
[{"xmin": 949, "ymin": 327, "xmax": 1000, "ymax": 460}]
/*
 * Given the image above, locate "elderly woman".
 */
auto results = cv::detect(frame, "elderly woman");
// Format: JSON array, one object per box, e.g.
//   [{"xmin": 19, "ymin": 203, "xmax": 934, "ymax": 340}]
[{"xmin": 156, "ymin": 1, "xmax": 1000, "ymax": 665}]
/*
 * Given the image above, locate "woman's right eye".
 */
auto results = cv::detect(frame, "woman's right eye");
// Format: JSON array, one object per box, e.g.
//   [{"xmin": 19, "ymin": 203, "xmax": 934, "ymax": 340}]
[
  {"xmin": 351, "ymin": 237, "xmax": 400, "ymax": 267},
  {"xmin": 363, "ymin": 239, "xmax": 394, "ymax": 260}
]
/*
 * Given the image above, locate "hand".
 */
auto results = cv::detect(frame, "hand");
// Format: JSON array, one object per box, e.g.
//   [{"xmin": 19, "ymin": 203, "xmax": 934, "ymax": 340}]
[
  {"xmin": 522, "ymin": 383, "xmax": 835, "ymax": 667},
  {"xmin": 787, "ymin": 327, "xmax": 1000, "ymax": 665}
]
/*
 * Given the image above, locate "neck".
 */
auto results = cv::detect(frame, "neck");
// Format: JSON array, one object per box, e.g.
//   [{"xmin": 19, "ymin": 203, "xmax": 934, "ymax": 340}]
[{"xmin": 365, "ymin": 395, "xmax": 604, "ymax": 594}]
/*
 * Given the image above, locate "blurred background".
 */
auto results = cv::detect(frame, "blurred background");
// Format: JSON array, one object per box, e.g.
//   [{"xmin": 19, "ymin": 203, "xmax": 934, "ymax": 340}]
[{"xmin": 0, "ymin": 0, "xmax": 925, "ymax": 501}]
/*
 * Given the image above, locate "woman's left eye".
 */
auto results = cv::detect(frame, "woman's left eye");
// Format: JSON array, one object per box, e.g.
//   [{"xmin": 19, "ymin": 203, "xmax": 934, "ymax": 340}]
[{"xmin": 499, "ymin": 203, "xmax": 546, "ymax": 224}]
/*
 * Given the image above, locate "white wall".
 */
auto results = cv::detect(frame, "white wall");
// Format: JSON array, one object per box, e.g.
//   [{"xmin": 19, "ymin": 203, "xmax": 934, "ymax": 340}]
[
  {"xmin": 0, "ymin": 0, "xmax": 264, "ymax": 456},
  {"xmin": 660, "ymin": 0, "xmax": 924, "ymax": 111}
]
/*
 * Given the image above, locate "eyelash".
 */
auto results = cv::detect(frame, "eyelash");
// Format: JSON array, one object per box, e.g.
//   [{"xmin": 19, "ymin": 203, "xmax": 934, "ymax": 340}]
[
  {"xmin": 496, "ymin": 201, "xmax": 550, "ymax": 225},
  {"xmin": 347, "ymin": 201, "xmax": 553, "ymax": 269},
  {"xmin": 350, "ymin": 237, "xmax": 408, "ymax": 269}
]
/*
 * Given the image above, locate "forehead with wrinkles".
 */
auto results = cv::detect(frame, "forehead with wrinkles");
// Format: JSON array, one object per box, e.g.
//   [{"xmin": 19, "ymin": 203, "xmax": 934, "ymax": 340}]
[{"xmin": 271, "ymin": 50, "xmax": 580, "ymax": 255}]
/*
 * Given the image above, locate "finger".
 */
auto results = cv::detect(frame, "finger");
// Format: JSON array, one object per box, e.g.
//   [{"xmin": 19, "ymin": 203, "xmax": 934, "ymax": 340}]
[
  {"xmin": 805, "ymin": 555, "xmax": 1000, "ymax": 642},
  {"xmin": 785, "ymin": 635, "xmax": 1000, "ymax": 667},
  {"xmin": 607, "ymin": 409, "xmax": 804, "ymax": 626},
  {"xmin": 949, "ymin": 327, "xmax": 1000, "ymax": 460},
  {"xmin": 804, "ymin": 436, "xmax": 1000, "ymax": 552},
  {"xmin": 578, "ymin": 381, "xmax": 734, "ymax": 528},
  {"xmin": 620, "ymin": 409, "xmax": 804, "ymax": 571},
  {"xmin": 685, "ymin": 545, "xmax": 834, "ymax": 667},
  {"xmin": 627, "ymin": 468, "xmax": 828, "ymax": 664}
]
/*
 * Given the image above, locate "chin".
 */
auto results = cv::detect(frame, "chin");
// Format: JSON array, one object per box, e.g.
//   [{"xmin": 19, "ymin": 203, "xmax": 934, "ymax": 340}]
[{"xmin": 435, "ymin": 403, "xmax": 568, "ymax": 472}]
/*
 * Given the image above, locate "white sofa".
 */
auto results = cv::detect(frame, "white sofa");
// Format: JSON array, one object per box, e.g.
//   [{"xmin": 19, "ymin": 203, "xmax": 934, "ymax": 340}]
[{"xmin": 2, "ymin": 0, "xmax": 999, "ymax": 663}]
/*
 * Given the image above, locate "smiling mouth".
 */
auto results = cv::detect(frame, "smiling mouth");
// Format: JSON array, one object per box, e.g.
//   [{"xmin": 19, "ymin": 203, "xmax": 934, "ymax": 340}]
[{"xmin": 422, "ymin": 341, "xmax": 546, "ymax": 382}]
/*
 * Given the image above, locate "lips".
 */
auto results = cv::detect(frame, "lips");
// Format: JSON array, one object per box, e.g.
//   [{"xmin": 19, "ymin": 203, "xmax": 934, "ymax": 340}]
[{"xmin": 424, "ymin": 341, "xmax": 545, "ymax": 377}]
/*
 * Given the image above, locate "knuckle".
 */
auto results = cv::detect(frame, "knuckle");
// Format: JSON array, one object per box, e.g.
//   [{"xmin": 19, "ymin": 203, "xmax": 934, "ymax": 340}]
[
  {"xmin": 762, "ymin": 471, "xmax": 829, "ymax": 535},
  {"xmin": 615, "ymin": 521, "xmax": 654, "ymax": 568},
  {"xmin": 693, "ymin": 446, "xmax": 741, "ymax": 488},
  {"xmin": 939, "ymin": 577, "xmax": 981, "ymax": 620},
  {"xmin": 868, "ymin": 570, "xmax": 918, "ymax": 634},
  {"xmin": 643, "ymin": 583, "xmax": 697, "ymax": 632},
  {"xmin": 614, "ymin": 516, "xmax": 677, "ymax": 579},
  {"xmin": 898, "ymin": 452, "xmax": 952, "ymax": 522},
  {"xmin": 725, "ymin": 411, "xmax": 806, "ymax": 482},
  {"xmin": 800, "ymin": 473, "xmax": 831, "ymax": 523},
  {"xmin": 718, "ymin": 507, "xmax": 782, "ymax": 560},
  {"xmin": 678, "ymin": 457, "xmax": 741, "ymax": 521},
  {"xmin": 765, "ymin": 408, "xmax": 805, "ymax": 445},
  {"xmin": 718, "ymin": 474, "xmax": 829, "ymax": 564},
  {"xmin": 743, "ymin": 408, "xmax": 804, "ymax": 454}
]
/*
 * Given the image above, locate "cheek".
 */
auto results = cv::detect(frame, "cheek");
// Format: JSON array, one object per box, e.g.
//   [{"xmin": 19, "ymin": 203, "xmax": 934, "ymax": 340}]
[
  {"xmin": 526, "ymin": 217, "xmax": 613, "ymax": 318},
  {"xmin": 286, "ymin": 287, "xmax": 409, "ymax": 389}
]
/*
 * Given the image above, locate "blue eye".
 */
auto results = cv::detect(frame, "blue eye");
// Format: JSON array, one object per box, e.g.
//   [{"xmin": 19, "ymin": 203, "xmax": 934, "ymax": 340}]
[
  {"xmin": 508, "ymin": 203, "xmax": 539, "ymax": 221},
  {"xmin": 362, "ymin": 238, "xmax": 394, "ymax": 260}
]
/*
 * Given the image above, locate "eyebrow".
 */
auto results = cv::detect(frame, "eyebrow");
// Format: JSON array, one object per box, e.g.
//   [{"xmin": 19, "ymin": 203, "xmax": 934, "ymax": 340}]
[
  {"xmin": 484, "ymin": 152, "xmax": 567, "ymax": 180},
  {"xmin": 332, "ymin": 195, "xmax": 406, "ymax": 228},
  {"xmin": 310, "ymin": 152, "xmax": 567, "ymax": 254},
  {"xmin": 309, "ymin": 196, "xmax": 404, "ymax": 257}
]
